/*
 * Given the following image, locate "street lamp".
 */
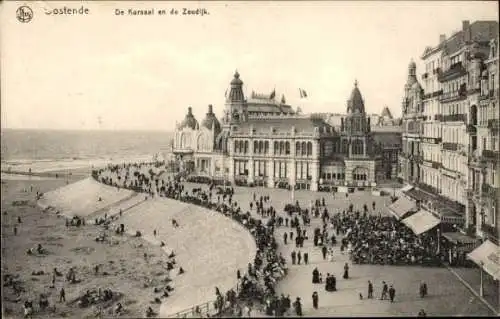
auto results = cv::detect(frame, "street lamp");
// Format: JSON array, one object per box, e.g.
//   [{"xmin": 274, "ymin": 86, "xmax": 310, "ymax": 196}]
[{"xmin": 479, "ymin": 260, "xmax": 485, "ymax": 297}]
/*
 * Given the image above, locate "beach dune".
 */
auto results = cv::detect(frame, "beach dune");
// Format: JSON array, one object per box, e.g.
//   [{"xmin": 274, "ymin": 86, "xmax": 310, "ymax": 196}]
[
  {"xmin": 36, "ymin": 178, "xmax": 257, "ymax": 317},
  {"xmin": 38, "ymin": 177, "xmax": 135, "ymax": 218}
]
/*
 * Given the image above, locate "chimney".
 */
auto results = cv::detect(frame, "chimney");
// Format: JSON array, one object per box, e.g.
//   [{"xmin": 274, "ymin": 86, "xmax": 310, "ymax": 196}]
[
  {"xmin": 208, "ymin": 104, "xmax": 213, "ymax": 114},
  {"xmin": 439, "ymin": 34, "xmax": 446, "ymax": 43},
  {"xmin": 463, "ymin": 20, "xmax": 471, "ymax": 42},
  {"xmin": 188, "ymin": 106, "xmax": 192, "ymax": 115}
]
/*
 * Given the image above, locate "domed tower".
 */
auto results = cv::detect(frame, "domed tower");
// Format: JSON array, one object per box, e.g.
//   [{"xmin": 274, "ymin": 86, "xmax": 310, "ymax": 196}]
[
  {"xmin": 224, "ymin": 70, "xmax": 247, "ymax": 124},
  {"xmin": 343, "ymin": 80, "xmax": 370, "ymax": 134},
  {"xmin": 341, "ymin": 80, "xmax": 372, "ymax": 158},
  {"xmin": 201, "ymin": 104, "xmax": 221, "ymax": 136},
  {"xmin": 180, "ymin": 106, "xmax": 199, "ymax": 130},
  {"xmin": 346, "ymin": 80, "xmax": 365, "ymax": 114},
  {"xmin": 402, "ymin": 59, "xmax": 419, "ymax": 115}
]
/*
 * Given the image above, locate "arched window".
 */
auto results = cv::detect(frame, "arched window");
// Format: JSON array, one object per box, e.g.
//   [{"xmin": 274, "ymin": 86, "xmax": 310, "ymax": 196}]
[
  {"xmin": 259, "ymin": 141, "xmax": 263, "ymax": 154},
  {"xmin": 470, "ymin": 105, "xmax": 478, "ymax": 126},
  {"xmin": 254, "ymin": 141, "xmax": 258, "ymax": 153},
  {"xmin": 296, "ymin": 142, "xmax": 301, "ymax": 156},
  {"xmin": 353, "ymin": 167, "xmax": 368, "ymax": 181},
  {"xmin": 244, "ymin": 141, "xmax": 249, "ymax": 154},
  {"xmin": 234, "ymin": 141, "xmax": 239, "ymax": 153},
  {"xmin": 180, "ymin": 133, "xmax": 187, "ymax": 148},
  {"xmin": 285, "ymin": 142, "xmax": 290, "ymax": 155},
  {"xmin": 352, "ymin": 139, "xmax": 364, "ymax": 155},
  {"xmin": 307, "ymin": 142, "xmax": 313, "ymax": 156},
  {"xmin": 274, "ymin": 141, "xmax": 278, "ymax": 155},
  {"xmin": 264, "ymin": 141, "xmax": 269, "ymax": 154},
  {"xmin": 301, "ymin": 142, "xmax": 307, "ymax": 156},
  {"xmin": 279, "ymin": 141, "xmax": 284, "ymax": 155},
  {"xmin": 197, "ymin": 135, "xmax": 205, "ymax": 151}
]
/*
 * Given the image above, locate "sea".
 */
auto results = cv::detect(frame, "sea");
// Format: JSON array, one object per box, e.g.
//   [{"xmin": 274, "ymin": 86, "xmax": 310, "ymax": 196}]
[{"xmin": 1, "ymin": 129, "xmax": 175, "ymax": 173}]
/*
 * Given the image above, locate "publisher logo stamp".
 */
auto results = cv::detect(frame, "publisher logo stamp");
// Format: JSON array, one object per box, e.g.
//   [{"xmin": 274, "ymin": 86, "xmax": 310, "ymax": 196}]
[{"xmin": 16, "ymin": 6, "xmax": 33, "ymax": 23}]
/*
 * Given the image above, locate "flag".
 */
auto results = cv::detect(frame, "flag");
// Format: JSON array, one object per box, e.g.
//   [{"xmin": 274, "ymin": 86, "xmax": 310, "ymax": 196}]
[
  {"xmin": 270, "ymin": 89, "xmax": 276, "ymax": 100},
  {"xmin": 299, "ymin": 88, "xmax": 308, "ymax": 98}
]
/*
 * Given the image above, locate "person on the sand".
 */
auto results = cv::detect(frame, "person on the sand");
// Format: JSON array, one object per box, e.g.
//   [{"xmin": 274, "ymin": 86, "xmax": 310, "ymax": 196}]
[{"xmin": 59, "ymin": 288, "xmax": 66, "ymax": 302}]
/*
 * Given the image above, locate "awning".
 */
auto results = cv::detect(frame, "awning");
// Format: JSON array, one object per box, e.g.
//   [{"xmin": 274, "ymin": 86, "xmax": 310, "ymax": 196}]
[
  {"xmin": 400, "ymin": 184, "xmax": 414, "ymax": 193},
  {"xmin": 388, "ymin": 196, "xmax": 417, "ymax": 220},
  {"xmin": 442, "ymin": 232, "xmax": 479, "ymax": 250},
  {"xmin": 467, "ymin": 240, "xmax": 500, "ymax": 280},
  {"xmin": 402, "ymin": 209, "xmax": 441, "ymax": 235}
]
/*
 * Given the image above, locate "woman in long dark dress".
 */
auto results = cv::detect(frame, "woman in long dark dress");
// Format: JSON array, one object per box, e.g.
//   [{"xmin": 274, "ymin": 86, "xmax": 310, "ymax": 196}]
[
  {"xmin": 312, "ymin": 268, "xmax": 320, "ymax": 284},
  {"xmin": 343, "ymin": 263, "xmax": 349, "ymax": 279}
]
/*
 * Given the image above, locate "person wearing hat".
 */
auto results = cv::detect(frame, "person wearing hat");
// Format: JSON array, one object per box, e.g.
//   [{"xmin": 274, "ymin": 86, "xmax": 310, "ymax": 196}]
[
  {"xmin": 293, "ymin": 297, "xmax": 302, "ymax": 316},
  {"xmin": 418, "ymin": 309, "xmax": 426, "ymax": 317}
]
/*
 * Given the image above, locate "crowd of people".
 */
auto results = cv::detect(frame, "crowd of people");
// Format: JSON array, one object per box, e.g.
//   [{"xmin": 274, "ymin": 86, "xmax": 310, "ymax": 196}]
[
  {"xmin": 92, "ymin": 162, "xmax": 436, "ymax": 317},
  {"xmin": 330, "ymin": 210, "xmax": 440, "ymax": 266},
  {"xmin": 93, "ymin": 163, "xmax": 289, "ymax": 317}
]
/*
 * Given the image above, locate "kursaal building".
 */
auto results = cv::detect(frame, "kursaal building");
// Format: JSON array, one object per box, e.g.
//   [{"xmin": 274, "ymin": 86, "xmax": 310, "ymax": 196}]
[{"xmin": 172, "ymin": 71, "xmax": 401, "ymax": 192}]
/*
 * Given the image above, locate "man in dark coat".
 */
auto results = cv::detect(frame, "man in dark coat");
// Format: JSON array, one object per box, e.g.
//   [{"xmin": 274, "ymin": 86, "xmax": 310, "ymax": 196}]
[
  {"xmin": 388, "ymin": 285, "xmax": 395, "ymax": 302},
  {"xmin": 322, "ymin": 245, "xmax": 328, "ymax": 260},
  {"xmin": 291, "ymin": 251, "xmax": 296, "ymax": 265},
  {"xmin": 297, "ymin": 251, "xmax": 302, "ymax": 265},
  {"xmin": 367, "ymin": 280, "xmax": 373, "ymax": 299},
  {"xmin": 312, "ymin": 291, "xmax": 319, "ymax": 309},
  {"xmin": 381, "ymin": 281, "xmax": 388, "ymax": 300},
  {"xmin": 283, "ymin": 232, "xmax": 288, "ymax": 245},
  {"xmin": 304, "ymin": 252, "xmax": 309, "ymax": 265}
]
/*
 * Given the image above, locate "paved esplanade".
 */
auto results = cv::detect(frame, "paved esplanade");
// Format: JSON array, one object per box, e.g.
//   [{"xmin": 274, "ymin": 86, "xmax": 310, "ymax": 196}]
[{"xmin": 191, "ymin": 183, "xmax": 494, "ymax": 317}]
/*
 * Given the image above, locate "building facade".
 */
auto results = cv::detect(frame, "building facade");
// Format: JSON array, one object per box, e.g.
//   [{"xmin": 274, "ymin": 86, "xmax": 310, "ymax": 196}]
[
  {"xmin": 400, "ymin": 20, "xmax": 499, "ymax": 239},
  {"xmin": 172, "ymin": 71, "xmax": 399, "ymax": 192},
  {"xmin": 399, "ymin": 60, "xmax": 424, "ymax": 184}
]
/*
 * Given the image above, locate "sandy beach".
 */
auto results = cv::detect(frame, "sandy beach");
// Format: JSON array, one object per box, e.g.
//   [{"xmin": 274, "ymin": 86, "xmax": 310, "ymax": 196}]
[{"xmin": 1, "ymin": 174, "xmax": 170, "ymax": 318}]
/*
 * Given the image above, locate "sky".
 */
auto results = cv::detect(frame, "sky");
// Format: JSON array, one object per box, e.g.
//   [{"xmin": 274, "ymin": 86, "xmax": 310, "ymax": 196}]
[{"xmin": 1, "ymin": 1, "xmax": 498, "ymax": 131}]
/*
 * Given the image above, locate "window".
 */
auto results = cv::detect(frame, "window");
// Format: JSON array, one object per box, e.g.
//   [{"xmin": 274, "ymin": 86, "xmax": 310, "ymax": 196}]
[
  {"xmin": 296, "ymin": 142, "xmax": 301, "ymax": 156},
  {"xmin": 492, "ymin": 206, "xmax": 497, "ymax": 226},
  {"xmin": 307, "ymin": 142, "xmax": 313, "ymax": 156},
  {"xmin": 285, "ymin": 142, "xmax": 290, "ymax": 155}
]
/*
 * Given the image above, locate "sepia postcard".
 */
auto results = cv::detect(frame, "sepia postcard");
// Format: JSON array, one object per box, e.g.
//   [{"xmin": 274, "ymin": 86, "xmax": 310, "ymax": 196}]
[{"xmin": 1, "ymin": 1, "xmax": 499, "ymax": 318}]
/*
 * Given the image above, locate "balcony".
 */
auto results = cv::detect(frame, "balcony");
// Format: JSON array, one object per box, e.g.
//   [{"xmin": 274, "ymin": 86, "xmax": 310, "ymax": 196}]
[
  {"xmin": 467, "ymin": 88, "xmax": 481, "ymax": 95},
  {"xmin": 430, "ymin": 161, "xmax": 441, "ymax": 169},
  {"xmin": 488, "ymin": 119, "xmax": 500, "ymax": 131},
  {"xmin": 421, "ymin": 137, "xmax": 442, "ymax": 144},
  {"xmin": 441, "ymin": 114, "xmax": 467, "ymax": 123},
  {"xmin": 481, "ymin": 223, "xmax": 499, "ymax": 243},
  {"xmin": 466, "ymin": 124, "xmax": 477, "ymax": 134},
  {"xmin": 442, "ymin": 142, "xmax": 458, "ymax": 151},
  {"xmin": 438, "ymin": 62, "xmax": 467, "ymax": 82},
  {"xmin": 482, "ymin": 150, "xmax": 500, "ymax": 162},
  {"xmin": 439, "ymin": 89, "xmax": 468, "ymax": 103}
]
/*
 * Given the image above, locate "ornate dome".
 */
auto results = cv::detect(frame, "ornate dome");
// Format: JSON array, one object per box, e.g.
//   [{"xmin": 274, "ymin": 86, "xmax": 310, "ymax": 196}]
[
  {"xmin": 201, "ymin": 104, "xmax": 221, "ymax": 135},
  {"xmin": 230, "ymin": 70, "xmax": 243, "ymax": 86},
  {"xmin": 180, "ymin": 107, "xmax": 198, "ymax": 130},
  {"xmin": 347, "ymin": 80, "xmax": 365, "ymax": 114}
]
